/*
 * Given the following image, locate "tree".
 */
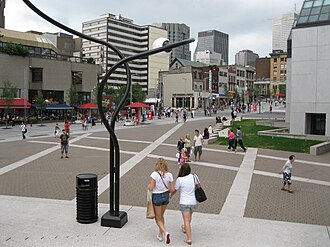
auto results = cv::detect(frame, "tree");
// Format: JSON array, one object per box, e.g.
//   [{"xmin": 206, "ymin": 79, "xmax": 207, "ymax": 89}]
[
  {"xmin": 34, "ymin": 95, "xmax": 46, "ymax": 126},
  {"xmin": 0, "ymin": 43, "xmax": 29, "ymax": 57},
  {"xmin": 1, "ymin": 80, "xmax": 17, "ymax": 128},
  {"xmin": 67, "ymin": 85, "xmax": 79, "ymax": 106}
]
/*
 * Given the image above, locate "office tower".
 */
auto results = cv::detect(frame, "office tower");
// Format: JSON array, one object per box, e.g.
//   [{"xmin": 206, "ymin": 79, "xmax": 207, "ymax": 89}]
[
  {"xmin": 82, "ymin": 14, "xmax": 169, "ymax": 95},
  {"xmin": 235, "ymin": 49, "xmax": 259, "ymax": 67},
  {"xmin": 272, "ymin": 11, "xmax": 298, "ymax": 52},
  {"xmin": 154, "ymin": 23, "xmax": 191, "ymax": 63},
  {"xmin": 0, "ymin": 0, "xmax": 5, "ymax": 28},
  {"xmin": 194, "ymin": 30, "xmax": 229, "ymax": 64}
]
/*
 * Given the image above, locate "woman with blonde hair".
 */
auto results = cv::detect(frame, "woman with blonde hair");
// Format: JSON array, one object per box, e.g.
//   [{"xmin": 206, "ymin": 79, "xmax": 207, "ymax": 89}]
[{"xmin": 148, "ymin": 158, "xmax": 174, "ymax": 244}]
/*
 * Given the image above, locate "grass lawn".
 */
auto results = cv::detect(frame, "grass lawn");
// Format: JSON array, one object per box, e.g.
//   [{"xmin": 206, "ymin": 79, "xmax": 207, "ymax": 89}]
[{"xmin": 216, "ymin": 119, "xmax": 322, "ymax": 153}]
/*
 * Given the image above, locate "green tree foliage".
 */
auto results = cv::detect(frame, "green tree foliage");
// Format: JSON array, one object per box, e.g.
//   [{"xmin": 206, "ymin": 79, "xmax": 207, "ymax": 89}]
[
  {"xmin": 0, "ymin": 43, "xmax": 29, "ymax": 57},
  {"xmin": 67, "ymin": 85, "xmax": 79, "ymax": 106},
  {"xmin": 1, "ymin": 80, "xmax": 18, "ymax": 128},
  {"xmin": 34, "ymin": 95, "xmax": 46, "ymax": 125},
  {"xmin": 105, "ymin": 83, "xmax": 146, "ymax": 107}
]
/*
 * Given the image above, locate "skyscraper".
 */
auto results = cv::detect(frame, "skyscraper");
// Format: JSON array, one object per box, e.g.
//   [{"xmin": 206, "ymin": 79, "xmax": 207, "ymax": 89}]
[
  {"xmin": 272, "ymin": 12, "xmax": 298, "ymax": 52},
  {"xmin": 0, "ymin": 0, "xmax": 5, "ymax": 28},
  {"xmin": 194, "ymin": 30, "xmax": 229, "ymax": 64},
  {"xmin": 154, "ymin": 23, "xmax": 191, "ymax": 63},
  {"xmin": 82, "ymin": 13, "xmax": 169, "ymax": 96},
  {"xmin": 235, "ymin": 49, "xmax": 259, "ymax": 67}
]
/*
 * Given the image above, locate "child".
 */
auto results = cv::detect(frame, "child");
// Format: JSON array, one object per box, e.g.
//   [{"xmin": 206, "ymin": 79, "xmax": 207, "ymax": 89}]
[
  {"xmin": 279, "ymin": 155, "xmax": 295, "ymax": 193},
  {"xmin": 180, "ymin": 148, "xmax": 188, "ymax": 164},
  {"xmin": 54, "ymin": 123, "xmax": 60, "ymax": 138},
  {"xmin": 60, "ymin": 129, "xmax": 69, "ymax": 159}
]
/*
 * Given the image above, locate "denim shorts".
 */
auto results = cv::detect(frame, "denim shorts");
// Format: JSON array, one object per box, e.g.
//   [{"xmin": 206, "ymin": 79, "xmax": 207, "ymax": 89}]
[
  {"xmin": 152, "ymin": 191, "xmax": 169, "ymax": 206},
  {"xmin": 180, "ymin": 204, "xmax": 197, "ymax": 212}
]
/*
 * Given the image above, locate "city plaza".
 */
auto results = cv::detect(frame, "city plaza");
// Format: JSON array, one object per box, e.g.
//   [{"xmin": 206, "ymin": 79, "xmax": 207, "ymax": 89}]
[{"xmin": 0, "ymin": 109, "xmax": 329, "ymax": 246}]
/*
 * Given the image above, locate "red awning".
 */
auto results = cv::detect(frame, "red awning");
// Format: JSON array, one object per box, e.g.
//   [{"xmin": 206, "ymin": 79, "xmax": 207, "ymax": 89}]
[
  {"xmin": 275, "ymin": 93, "xmax": 285, "ymax": 97},
  {"xmin": 0, "ymin": 98, "xmax": 31, "ymax": 109},
  {"xmin": 125, "ymin": 102, "xmax": 150, "ymax": 108},
  {"xmin": 78, "ymin": 103, "xmax": 98, "ymax": 109}
]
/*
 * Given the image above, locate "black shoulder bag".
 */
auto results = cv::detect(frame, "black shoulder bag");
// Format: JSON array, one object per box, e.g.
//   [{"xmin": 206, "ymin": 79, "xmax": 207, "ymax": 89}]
[{"xmin": 193, "ymin": 174, "xmax": 207, "ymax": 203}]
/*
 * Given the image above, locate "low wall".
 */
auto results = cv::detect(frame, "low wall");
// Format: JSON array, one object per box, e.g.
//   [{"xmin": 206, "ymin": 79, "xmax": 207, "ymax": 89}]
[{"xmin": 310, "ymin": 142, "xmax": 330, "ymax": 155}]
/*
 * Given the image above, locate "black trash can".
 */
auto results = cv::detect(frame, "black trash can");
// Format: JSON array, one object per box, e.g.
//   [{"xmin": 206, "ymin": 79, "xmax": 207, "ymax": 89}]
[{"xmin": 76, "ymin": 173, "xmax": 98, "ymax": 223}]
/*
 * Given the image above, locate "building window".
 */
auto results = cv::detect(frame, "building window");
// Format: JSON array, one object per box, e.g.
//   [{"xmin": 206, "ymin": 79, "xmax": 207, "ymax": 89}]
[
  {"xmin": 306, "ymin": 113, "xmax": 326, "ymax": 135},
  {"xmin": 32, "ymin": 68, "xmax": 43, "ymax": 83},
  {"xmin": 72, "ymin": 71, "xmax": 83, "ymax": 85}
]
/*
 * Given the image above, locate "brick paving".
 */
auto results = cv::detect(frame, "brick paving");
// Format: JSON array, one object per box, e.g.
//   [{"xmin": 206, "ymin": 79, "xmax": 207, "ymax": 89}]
[
  {"xmin": 99, "ymin": 157, "xmax": 237, "ymax": 214},
  {"xmin": 255, "ymin": 157, "xmax": 330, "ymax": 182},
  {"xmin": 0, "ymin": 141, "xmax": 52, "ymax": 168},
  {"xmin": 0, "ymin": 116, "xmax": 329, "ymax": 227},
  {"xmin": 244, "ymin": 174, "xmax": 330, "ymax": 226}
]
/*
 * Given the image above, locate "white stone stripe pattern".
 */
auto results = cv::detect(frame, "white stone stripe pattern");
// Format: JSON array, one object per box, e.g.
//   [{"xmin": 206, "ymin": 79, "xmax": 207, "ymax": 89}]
[{"xmin": 220, "ymin": 148, "xmax": 258, "ymax": 217}]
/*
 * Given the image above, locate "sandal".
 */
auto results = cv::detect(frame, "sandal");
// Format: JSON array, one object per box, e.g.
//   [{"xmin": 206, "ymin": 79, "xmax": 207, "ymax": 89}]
[
  {"xmin": 288, "ymin": 190, "xmax": 294, "ymax": 193},
  {"xmin": 181, "ymin": 224, "xmax": 186, "ymax": 233},
  {"xmin": 184, "ymin": 239, "xmax": 192, "ymax": 245},
  {"xmin": 156, "ymin": 234, "xmax": 162, "ymax": 242}
]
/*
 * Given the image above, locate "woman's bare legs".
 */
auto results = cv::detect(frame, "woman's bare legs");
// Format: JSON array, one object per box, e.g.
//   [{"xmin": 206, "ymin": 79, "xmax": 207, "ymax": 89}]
[
  {"xmin": 182, "ymin": 211, "xmax": 193, "ymax": 244},
  {"xmin": 154, "ymin": 205, "xmax": 167, "ymax": 239}
]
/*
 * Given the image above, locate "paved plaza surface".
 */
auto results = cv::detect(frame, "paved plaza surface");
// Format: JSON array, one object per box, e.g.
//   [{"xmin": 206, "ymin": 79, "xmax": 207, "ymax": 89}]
[{"xmin": 0, "ymin": 110, "xmax": 329, "ymax": 246}]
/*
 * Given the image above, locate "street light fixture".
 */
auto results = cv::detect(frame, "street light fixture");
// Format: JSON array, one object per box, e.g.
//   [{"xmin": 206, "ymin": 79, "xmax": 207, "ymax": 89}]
[{"xmin": 23, "ymin": 0, "xmax": 194, "ymax": 229}]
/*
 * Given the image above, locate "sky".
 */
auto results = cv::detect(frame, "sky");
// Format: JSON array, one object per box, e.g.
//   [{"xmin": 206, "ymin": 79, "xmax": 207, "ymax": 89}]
[{"xmin": 5, "ymin": 0, "xmax": 305, "ymax": 64}]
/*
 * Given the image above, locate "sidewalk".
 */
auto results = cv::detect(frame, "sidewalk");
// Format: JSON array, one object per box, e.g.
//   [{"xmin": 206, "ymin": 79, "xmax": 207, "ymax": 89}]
[{"xmin": 1, "ymin": 195, "xmax": 328, "ymax": 247}]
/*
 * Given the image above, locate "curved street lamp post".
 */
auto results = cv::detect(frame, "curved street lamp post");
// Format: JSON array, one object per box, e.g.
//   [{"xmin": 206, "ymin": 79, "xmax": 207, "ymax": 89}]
[{"xmin": 22, "ymin": 0, "xmax": 194, "ymax": 228}]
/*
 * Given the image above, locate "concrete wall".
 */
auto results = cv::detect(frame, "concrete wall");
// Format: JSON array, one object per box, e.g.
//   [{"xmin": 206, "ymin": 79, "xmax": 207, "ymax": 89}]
[
  {"xmin": 288, "ymin": 25, "xmax": 330, "ymax": 137},
  {"xmin": 0, "ymin": 53, "xmax": 100, "ymax": 103}
]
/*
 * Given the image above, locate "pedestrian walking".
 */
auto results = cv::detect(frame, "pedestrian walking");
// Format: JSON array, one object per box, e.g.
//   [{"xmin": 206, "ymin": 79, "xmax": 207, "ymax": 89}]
[
  {"xmin": 279, "ymin": 155, "xmax": 295, "ymax": 193},
  {"xmin": 193, "ymin": 129, "xmax": 203, "ymax": 161},
  {"xmin": 21, "ymin": 122, "xmax": 27, "ymax": 139},
  {"xmin": 228, "ymin": 129, "xmax": 235, "ymax": 150},
  {"xmin": 60, "ymin": 129, "xmax": 69, "ymax": 159},
  {"xmin": 54, "ymin": 123, "xmax": 60, "ymax": 138},
  {"xmin": 175, "ymin": 112, "xmax": 179, "ymax": 123},
  {"xmin": 184, "ymin": 134, "xmax": 192, "ymax": 162},
  {"xmin": 171, "ymin": 163, "xmax": 199, "ymax": 245},
  {"xmin": 148, "ymin": 158, "xmax": 174, "ymax": 244},
  {"xmin": 233, "ymin": 126, "xmax": 246, "ymax": 152}
]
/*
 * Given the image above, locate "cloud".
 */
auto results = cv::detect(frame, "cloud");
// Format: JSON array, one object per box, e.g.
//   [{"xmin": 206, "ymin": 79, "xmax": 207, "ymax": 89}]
[{"xmin": 5, "ymin": 0, "xmax": 305, "ymax": 64}]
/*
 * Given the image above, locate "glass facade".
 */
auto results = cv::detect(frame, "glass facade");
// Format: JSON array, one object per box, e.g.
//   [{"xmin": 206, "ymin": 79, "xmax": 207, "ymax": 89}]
[{"xmin": 297, "ymin": 0, "xmax": 330, "ymax": 25}]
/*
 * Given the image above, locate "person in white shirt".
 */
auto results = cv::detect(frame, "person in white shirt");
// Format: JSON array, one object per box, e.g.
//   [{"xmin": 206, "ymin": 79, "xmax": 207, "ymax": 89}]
[
  {"xmin": 171, "ymin": 163, "xmax": 199, "ymax": 245},
  {"xmin": 193, "ymin": 129, "xmax": 203, "ymax": 161},
  {"xmin": 148, "ymin": 158, "xmax": 174, "ymax": 244},
  {"xmin": 279, "ymin": 155, "xmax": 295, "ymax": 193},
  {"xmin": 21, "ymin": 122, "xmax": 27, "ymax": 139}
]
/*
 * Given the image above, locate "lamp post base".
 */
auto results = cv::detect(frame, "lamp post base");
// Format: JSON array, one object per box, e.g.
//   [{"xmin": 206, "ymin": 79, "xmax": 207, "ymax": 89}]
[{"xmin": 101, "ymin": 210, "xmax": 128, "ymax": 228}]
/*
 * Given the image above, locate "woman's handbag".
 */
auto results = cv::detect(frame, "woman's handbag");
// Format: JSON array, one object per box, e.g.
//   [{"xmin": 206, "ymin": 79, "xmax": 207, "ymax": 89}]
[
  {"xmin": 146, "ymin": 189, "xmax": 155, "ymax": 219},
  {"xmin": 193, "ymin": 174, "xmax": 207, "ymax": 203}
]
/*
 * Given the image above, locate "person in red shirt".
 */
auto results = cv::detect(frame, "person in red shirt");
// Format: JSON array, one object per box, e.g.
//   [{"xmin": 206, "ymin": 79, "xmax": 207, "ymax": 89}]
[{"xmin": 64, "ymin": 121, "xmax": 70, "ymax": 135}]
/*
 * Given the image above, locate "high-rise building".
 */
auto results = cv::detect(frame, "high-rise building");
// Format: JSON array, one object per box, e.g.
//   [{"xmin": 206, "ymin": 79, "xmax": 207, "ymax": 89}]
[
  {"xmin": 194, "ymin": 30, "xmax": 229, "ymax": 64},
  {"xmin": 0, "ymin": 0, "xmax": 5, "ymax": 28},
  {"xmin": 272, "ymin": 11, "xmax": 298, "ymax": 52},
  {"xmin": 82, "ymin": 13, "xmax": 169, "ymax": 96},
  {"xmin": 154, "ymin": 23, "xmax": 191, "ymax": 63},
  {"xmin": 235, "ymin": 49, "xmax": 259, "ymax": 67},
  {"xmin": 43, "ymin": 32, "xmax": 75, "ymax": 57}
]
